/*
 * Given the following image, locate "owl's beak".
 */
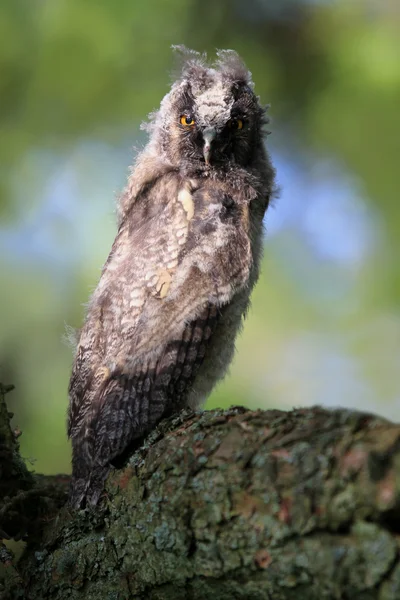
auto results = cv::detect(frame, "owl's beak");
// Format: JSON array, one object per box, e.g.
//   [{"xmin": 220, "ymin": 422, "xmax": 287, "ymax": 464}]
[{"xmin": 203, "ymin": 128, "xmax": 216, "ymax": 166}]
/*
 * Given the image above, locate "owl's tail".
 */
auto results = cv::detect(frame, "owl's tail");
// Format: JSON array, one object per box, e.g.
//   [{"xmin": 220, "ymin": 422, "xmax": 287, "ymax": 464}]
[
  {"xmin": 68, "ymin": 432, "xmax": 112, "ymax": 509},
  {"xmin": 69, "ymin": 464, "xmax": 111, "ymax": 509}
]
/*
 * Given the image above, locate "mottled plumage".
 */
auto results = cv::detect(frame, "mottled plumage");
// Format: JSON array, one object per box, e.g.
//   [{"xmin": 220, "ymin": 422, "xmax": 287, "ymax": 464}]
[{"xmin": 68, "ymin": 46, "xmax": 275, "ymax": 508}]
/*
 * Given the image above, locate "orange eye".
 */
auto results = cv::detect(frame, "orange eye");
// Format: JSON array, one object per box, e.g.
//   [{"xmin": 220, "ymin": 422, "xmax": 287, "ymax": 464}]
[
  {"xmin": 180, "ymin": 115, "xmax": 195, "ymax": 126},
  {"xmin": 229, "ymin": 118, "xmax": 243, "ymax": 130}
]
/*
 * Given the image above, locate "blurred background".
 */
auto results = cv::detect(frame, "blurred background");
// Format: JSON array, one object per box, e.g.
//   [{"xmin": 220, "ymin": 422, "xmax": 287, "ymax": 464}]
[{"xmin": 0, "ymin": 0, "xmax": 399, "ymax": 475}]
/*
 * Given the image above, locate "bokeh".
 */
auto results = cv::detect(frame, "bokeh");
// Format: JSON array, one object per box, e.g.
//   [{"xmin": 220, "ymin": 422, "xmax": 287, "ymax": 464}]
[{"xmin": 0, "ymin": 0, "xmax": 399, "ymax": 475}]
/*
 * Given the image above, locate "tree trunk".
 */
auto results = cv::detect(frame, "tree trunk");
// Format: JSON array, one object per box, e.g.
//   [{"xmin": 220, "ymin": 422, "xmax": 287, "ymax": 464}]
[{"xmin": 1, "ymin": 384, "xmax": 400, "ymax": 599}]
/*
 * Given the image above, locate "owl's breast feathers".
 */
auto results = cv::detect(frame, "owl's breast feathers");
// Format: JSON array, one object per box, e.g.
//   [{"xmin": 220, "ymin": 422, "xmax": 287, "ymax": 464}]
[{"xmin": 68, "ymin": 172, "xmax": 260, "ymax": 507}]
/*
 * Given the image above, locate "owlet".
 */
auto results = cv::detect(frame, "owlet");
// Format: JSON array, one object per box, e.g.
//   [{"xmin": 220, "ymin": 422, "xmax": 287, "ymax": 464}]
[{"xmin": 68, "ymin": 47, "xmax": 275, "ymax": 508}]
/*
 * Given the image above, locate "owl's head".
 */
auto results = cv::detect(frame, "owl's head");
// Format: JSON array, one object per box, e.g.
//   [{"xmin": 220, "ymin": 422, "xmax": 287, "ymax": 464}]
[{"xmin": 145, "ymin": 47, "xmax": 269, "ymax": 172}]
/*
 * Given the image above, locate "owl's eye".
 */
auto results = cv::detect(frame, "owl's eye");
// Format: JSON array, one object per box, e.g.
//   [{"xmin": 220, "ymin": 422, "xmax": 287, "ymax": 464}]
[
  {"xmin": 180, "ymin": 115, "xmax": 195, "ymax": 127},
  {"xmin": 228, "ymin": 118, "xmax": 243, "ymax": 130}
]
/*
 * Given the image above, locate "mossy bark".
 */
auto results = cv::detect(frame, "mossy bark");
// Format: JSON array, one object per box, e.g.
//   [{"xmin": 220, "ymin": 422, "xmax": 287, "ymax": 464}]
[
  {"xmin": 0, "ymin": 383, "xmax": 33, "ymax": 504},
  {"xmin": 0, "ymin": 383, "xmax": 68, "ymax": 597},
  {"xmin": 2, "ymin": 403, "xmax": 400, "ymax": 599},
  {"xmin": 0, "ymin": 385, "xmax": 68, "ymax": 541}
]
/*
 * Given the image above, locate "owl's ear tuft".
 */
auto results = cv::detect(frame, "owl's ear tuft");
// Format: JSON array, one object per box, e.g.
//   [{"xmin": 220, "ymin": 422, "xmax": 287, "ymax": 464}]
[
  {"xmin": 170, "ymin": 45, "xmax": 210, "ymax": 84},
  {"xmin": 215, "ymin": 49, "xmax": 253, "ymax": 88}
]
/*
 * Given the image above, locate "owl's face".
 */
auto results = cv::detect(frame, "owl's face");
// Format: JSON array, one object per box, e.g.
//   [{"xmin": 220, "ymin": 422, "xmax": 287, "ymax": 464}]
[{"xmin": 148, "ymin": 49, "xmax": 267, "ymax": 172}]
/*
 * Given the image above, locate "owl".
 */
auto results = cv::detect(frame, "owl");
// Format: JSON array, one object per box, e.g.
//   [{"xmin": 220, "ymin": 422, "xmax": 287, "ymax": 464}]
[{"xmin": 68, "ymin": 47, "xmax": 275, "ymax": 508}]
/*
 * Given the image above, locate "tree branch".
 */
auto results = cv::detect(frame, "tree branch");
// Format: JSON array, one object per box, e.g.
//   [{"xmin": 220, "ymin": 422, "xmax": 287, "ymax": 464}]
[
  {"xmin": 3, "ymin": 403, "xmax": 400, "ymax": 599},
  {"xmin": 0, "ymin": 384, "xmax": 69, "ymax": 546}
]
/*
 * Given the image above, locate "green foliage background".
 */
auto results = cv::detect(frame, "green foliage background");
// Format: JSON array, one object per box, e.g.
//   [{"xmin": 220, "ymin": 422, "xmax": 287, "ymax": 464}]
[{"xmin": 0, "ymin": 0, "xmax": 399, "ymax": 475}]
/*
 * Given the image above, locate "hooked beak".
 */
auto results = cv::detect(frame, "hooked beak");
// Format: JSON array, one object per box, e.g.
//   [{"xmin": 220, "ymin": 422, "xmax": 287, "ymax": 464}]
[{"xmin": 203, "ymin": 128, "xmax": 216, "ymax": 166}]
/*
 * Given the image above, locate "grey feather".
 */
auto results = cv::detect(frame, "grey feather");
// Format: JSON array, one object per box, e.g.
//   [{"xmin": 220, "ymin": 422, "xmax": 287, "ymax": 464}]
[{"xmin": 68, "ymin": 46, "xmax": 275, "ymax": 508}]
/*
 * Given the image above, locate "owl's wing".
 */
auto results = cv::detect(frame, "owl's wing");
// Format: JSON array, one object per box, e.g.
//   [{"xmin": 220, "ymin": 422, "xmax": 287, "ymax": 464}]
[{"xmin": 68, "ymin": 177, "xmax": 252, "ymax": 506}]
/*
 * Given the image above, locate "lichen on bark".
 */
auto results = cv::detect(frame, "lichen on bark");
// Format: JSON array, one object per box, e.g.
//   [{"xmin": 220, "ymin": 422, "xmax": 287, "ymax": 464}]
[{"xmin": 4, "ymin": 404, "xmax": 400, "ymax": 599}]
